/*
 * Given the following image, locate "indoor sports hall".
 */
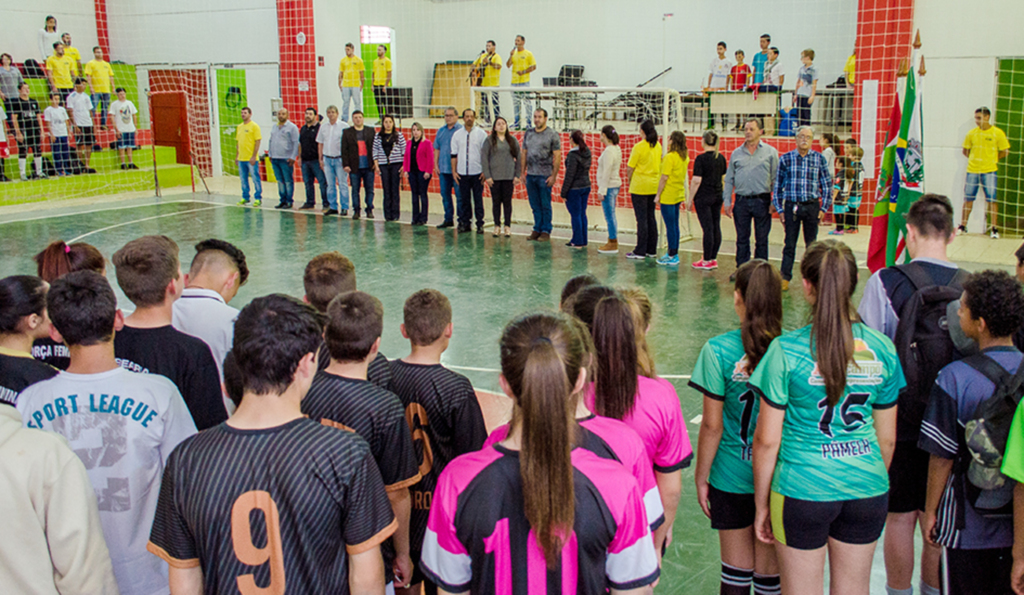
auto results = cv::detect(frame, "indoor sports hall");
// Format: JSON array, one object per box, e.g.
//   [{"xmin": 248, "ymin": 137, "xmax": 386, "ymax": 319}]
[{"xmin": 2, "ymin": 0, "xmax": 1023, "ymax": 594}]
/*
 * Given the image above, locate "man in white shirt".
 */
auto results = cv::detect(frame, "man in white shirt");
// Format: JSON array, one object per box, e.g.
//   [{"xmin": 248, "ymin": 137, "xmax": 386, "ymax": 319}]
[
  {"xmin": 316, "ymin": 104, "xmax": 349, "ymax": 216},
  {"xmin": 66, "ymin": 77, "xmax": 96, "ymax": 173},
  {"xmin": 171, "ymin": 238, "xmax": 248, "ymax": 414},
  {"xmin": 450, "ymin": 108, "xmax": 488, "ymax": 234},
  {"xmin": 707, "ymin": 41, "xmax": 733, "ymax": 130},
  {"xmin": 18, "ymin": 270, "xmax": 197, "ymax": 595}
]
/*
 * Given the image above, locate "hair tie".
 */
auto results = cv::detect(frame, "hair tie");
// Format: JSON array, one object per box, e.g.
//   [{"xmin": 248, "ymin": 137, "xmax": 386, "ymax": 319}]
[
  {"xmin": 64, "ymin": 243, "xmax": 71, "ymax": 254},
  {"xmin": 532, "ymin": 336, "xmax": 552, "ymax": 346}
]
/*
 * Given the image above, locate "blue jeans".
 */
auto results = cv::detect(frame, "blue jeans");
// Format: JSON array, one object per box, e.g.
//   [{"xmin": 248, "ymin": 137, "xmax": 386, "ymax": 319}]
[
  {"xmin": 661, "ymin": 202, "xmax": 681, "ymax": 255},
  {"xmin": 323, "ymin": 156, "xmax": 348, "ymax": 210},
  {"xmin": 480, "ymin": 90, "xmax": 500, "ymax": 122},
  {"xmin": 526, "ymin": 174, "xmax": 553, "ymax": 233},
  {"xmin": 733, "ymin": 195, "xmax": 772, "ymax": 265},
  {"xmin": 52, "ymin": 137, "xmax": 71, "ymax": 175},
  {"xmin": 91, "ymin": 93, "xmax": 110, "ymax": 125},
  {"xmin": 270, "ymin": 158, "xmax": 295, "ymax": 204},
  {"xmin": 349, "ymin": 168, "xmax": 375, "ymax": 212},
  {"xmin": 238, "ymin": 160, "xmax": 262, "ymax": 200},
  {"xmin": 964, "ymin": 172, "xmax": 997, "ymax": 202},
  {"xmin": 566, "ymin": 187, "xmax": 590, "ymax": 245},
  {"xmin": 439, "ymin": 172, "xmax": 459, "ymax": 223},
  {"xmin": 340, "ymin": 87, "xmax": 362, "ymax": 122},
  {"xmin": 301, "ymin": 159, "xmax": 328, "ymax": 207},
  {"xmin": 512, "ymin": 82, "xmax": 531, "ymax": 128},
  {"xmin": 602, "ymin": 187, "xmax": 620, "ymax": 240}
]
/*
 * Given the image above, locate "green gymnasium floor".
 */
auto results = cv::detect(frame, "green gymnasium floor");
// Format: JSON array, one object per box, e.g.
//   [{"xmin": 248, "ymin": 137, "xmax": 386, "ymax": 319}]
[{"xmin": 0, "ymin": 194, "xmax": 919, "ymax": 593}]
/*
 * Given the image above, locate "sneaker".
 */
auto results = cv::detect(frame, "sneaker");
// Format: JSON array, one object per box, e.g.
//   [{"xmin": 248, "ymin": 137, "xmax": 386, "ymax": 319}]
[
  {"xmin": 846, "ymin": 228, "xmax": 859, "ymax": 234},
  {"xmin": 705, "ymin": 260, "xmax": 718, "ymax": 270},
  {"xmin": 657, "ymin": 255, "xmax": 680, "ymax": 266},
  {"xmin": 991, "ymin": 227, "xmax": 1000, "ymax": 239},
  {"xmin": 365, "ymin": 209, "xmax": 374, "ymax": 219},
  {"xmin": 120, "ymin": 163, "xmax": 127, "ymax": 170},
  {"xmin": 253, "ymin": 200, "xmax": 262, "ymax": 208},
  {"xmin": 37, "ymin": 172, "xmax": 48, "ymax": 179},
  {"xmin": 238, "ymin": 199, "xmax": 250, "ymax": 206},
  {"xmin": 598, "ymin": 239, "xmax": 619, "ymax": 254},
  {"xmin": 324, "ymin": 208, "xmax": 339, "ymax": 216},
  {"xmin": 20, "ymin": 174, "xmax": 30, "ymax": 182},
  {"xmin": 437, "ymin": 221, "xmax": 454, "ymax": 229},
  {"xmin": 781, "ymin": 280, "xmax": 790, "ymax": 292},
  {"xmin": 275, "ymin": 203, "xmax": 290, "ymax": 209},
  {"xmin": 527, "ymin": 231, "xmax": 541, "ymax": 241},
  {"xmin": 493, "ymin": 226, "xmax": 501, "ymax": 237},
  {"xmin": 829, "ymin": 229, "xmax": 844, "ymax": 235},
  {"xmin": 692, "ymin": 259, "xmax": 708, "ymax": 269},
  {"xmin": 504, "ymin": 226, "xmax": 511, "ymax": 237},
  {"xmin": 353, "ymin": 210, "xmax": 361, "ymax": 220},
  {"xmin": 477, "ymin": 226, "xmax": 485, "ymax": 235},
  {"xmin": 340, "ymin": 209, "xmax": 348, "ymax": 217},
  {"xmin": 538, "ymin": 233, "xmax": 550, "ymax": 242},
  {"xmin": 128, "ymin": 163, "xmax": 139, "ymax": 170},
  {"xmin": 646, "ymin": 253, "xmax": 658, "ymax": 258},
  {"xmin": 957, "ymin": 225, "xmax": 967, "ymax": 236},
  {"xmin": 626, "ymin": 251, "xmax": 646, "ymax": 260},
  {"xmin": 299, "ymin": 203, "xmax": 315, "ymax": 210},
  {"xmin": 85, "ymin": 168, "xmax": 97, "ymax": 174}
]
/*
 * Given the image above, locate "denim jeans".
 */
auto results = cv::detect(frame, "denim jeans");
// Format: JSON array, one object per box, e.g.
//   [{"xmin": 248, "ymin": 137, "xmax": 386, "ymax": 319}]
[
  {"xmin": 457, "ymin": 174, "xmax": 485, "ymax": 229},
  {"xmin": 480, "ymin": 90, "xmax": 500, "ymax": 123},
  {"xmin": 238, "ymin": 160, "xmax": 262, "ymax": 200},
  {"xmin": 52, "ymin": 137, "xmax": 71, "ymax": 175},
  {"xmin": 795, "ymin": 95, "xmax": 812, "ymax": 127},
  {"xmin": 661, "ymin": 201, "xmax": 681, "ymax": 256},
  {"xmin": 512, "ymin": 82, "xmax": 531, "ymax": 129},
  {"xmin": 438, "ymin": 172, "xmax": 459, "ymax": 224},
  {"xmin": 964, "ymin": 171, "xmax": 997, "ymax": 202},
  {"xmin": 350, "ymin": 168, "xmax": 375, "ymax": 212},
  {"xmin": 91, "ymin": 92, "xmax": 110, "ymax": 125},
  {"xmin": 323, "ymin": 156, "xmax": 348, "ymax": 210},
  {"xmin": 780, "ymin": 200, "xmax": 821, "ymax": 280},
  {"xmin": 565, "ymin": 187, "xmax": 590, "ymax": 245},
  {"xmin": 526, "ymin": 174, "xmax": 552, "ymax": 233},
  {"xmin": 733, "ymin": 195, "xmax": 772, "ymax": 265},
  {"xmin": 340, "ymin": 86, "xmax": 362, "ymax": 122},
  {"xmin": 632, "ymin": 194, "xmax": 658, "ymax": 256},
  {"xmin": 409, "ymin": 171, "xmax": 430, "ymax": 224},
  {"xmin": 694, "ymin": 199, "xmax": 723, "ymax": 261},
  {"xmin": 270, "ymin": 158, "xmax": 295, "ymax": 204},
  {"xmin": 301, "ymin": 159, "xmax": 328, "ymax": 207},
  {"xmin": 602, "ymin": 187, "xmax": 620, "ymax": 240}
]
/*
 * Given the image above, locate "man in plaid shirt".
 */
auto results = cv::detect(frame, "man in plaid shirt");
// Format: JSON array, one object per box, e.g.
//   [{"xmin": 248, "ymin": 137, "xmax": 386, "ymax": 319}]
[{"xmin": 774, "ymin": 125, "xmax": 833, "ymax": 288}]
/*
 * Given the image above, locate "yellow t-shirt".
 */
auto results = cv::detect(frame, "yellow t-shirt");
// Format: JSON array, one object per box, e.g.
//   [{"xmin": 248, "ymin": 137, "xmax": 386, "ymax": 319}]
[
  {"xmin": 474, "ymin": 53, "xmax": 502, "ymax": 87},
  {"xmin": 236, "ymin": 121, "xmax": 262, "ymax": 161},
  {"xmin": 509, "ymin": 49, "xmax": 536, "ymax": 85},
  {"xmin": 627, "ymin": 141, "xmax": 663, "ymax": 196},
  {"xmin": 45, "ymin": 55, "xmax": 75, "ymax": 89},
  {"xmin": 964, "ymin": 125, "xmax": 1010, "ymax": 174},
  {"xmin": 84, "ymin": 60, "xmax": 114, "ymax": 93},
  {"xmin": 64, "ymin": 46, "xmax": 82, "ymax": 75},
  {"xmin": 660, "ymin": 152, "xmax": 689, "ymax": 205},
  {"xmin": 339, "ymin": 56, "xmax": 365, "ymax": 88},
  {"xmin": 372, "ymin": 57, "xmax": 392, "ymax": 86},
  {"xmin": 844, "ymin": 54, "xmax": 856, "ymax": 84}
]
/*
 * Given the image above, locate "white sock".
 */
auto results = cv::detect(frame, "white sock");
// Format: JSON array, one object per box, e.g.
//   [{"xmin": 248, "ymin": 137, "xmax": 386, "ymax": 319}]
[
  {"xmin": 18, "ymin": 158, "xmax": 26, "ymax": 177},
  {"xmin": 920, "ymin": 581, "xmax": 941, "ymax": 595},
  {"xmin": 34, "ymin": 156, "xmax": 43, "ymax": 174},
  {"xmin": 885, "ymin": 587, "xmax": 912, "ymax": 595}
]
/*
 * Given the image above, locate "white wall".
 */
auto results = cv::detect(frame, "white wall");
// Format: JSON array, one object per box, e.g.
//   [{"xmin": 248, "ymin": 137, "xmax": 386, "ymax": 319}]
[
  {"xmin": 313, "ymin": 0, "xmax": 362, "ymax": 111},
  {"xmin": 3, "ymin": 3, "xmax": 99, "ymax": 63},
  {"xmin": 915, "ymin": 0, "xmax": 1024, "ymax": 232}
]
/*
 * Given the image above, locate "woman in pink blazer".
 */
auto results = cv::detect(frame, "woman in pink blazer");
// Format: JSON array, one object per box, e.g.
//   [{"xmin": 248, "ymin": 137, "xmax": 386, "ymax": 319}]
[{"xmin": 403, "ymin": 122, "xmax": 435, "ymax": 225}]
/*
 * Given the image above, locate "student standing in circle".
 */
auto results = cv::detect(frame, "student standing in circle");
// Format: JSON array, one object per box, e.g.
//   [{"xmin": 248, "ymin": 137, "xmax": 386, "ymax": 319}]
[
  {"xmin": 750, "ymin": 240, "xmax": 903, "ymax": 595},
  {"xmin": 690, "ymin": 130, "xmax": 728, "ymax": 270},
  {"xmin": 691, "ymin": 259, "xmax": 783, "ymax": 595},
  {"xmin": 655, "ymin": 130, "xmax": 690, "ymax": 266},
  {"xmin": 626, "ymin": 120, "xmax": 662, "ymax": 260}
]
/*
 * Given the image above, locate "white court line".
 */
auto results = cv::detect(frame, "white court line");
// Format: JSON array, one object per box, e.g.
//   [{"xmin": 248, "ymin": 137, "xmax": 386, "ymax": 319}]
[
  {"xmin": 448, "ymin": 363, "xmax": 690, "ymax": 380},
  {"xmin": 68, "ymin": 204, "xmax": 231, "ymax": 243},
  {"xmin": 0, "ymin": 198, "xmax": 223, "ymax": 226}
]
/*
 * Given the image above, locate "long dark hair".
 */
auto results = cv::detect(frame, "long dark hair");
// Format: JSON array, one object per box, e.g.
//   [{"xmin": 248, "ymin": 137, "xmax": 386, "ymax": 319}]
[
  {"xmin": 801, "ymin": 240, "xmax": 859, "ymax": 406},
  {"xmin": 734, "ymin": 260, "xmax": 783, "ymax": 372},
  {"xmin": 601, "ymin": 125, "xmax": 619, "ymax": 145},
  {"xmin": 640, "ymin": 119, "xmax": 658, "ymax": 148},
  {"xmin": 570, "ymin": 286, "xmax": 638, "ymax": 420},
  {"xmin": 489, "ymin": 117, "xmax": 519, "ymax": 159},
  {"xmin": 35, "ymin": 241, "xmax": 105, "ymax": 283},
  {"xmin": 45, "ymin": 16, "xmax": 57, "ymax": 32},
  {"xmin": 380, "ymin": 114, "xmax": 397, "ymax": 138},
  {"xmin": 0, "ymin": 276, "xmax": 48, "ymax": 334},
  {"xmin": 570, "ymin": 130, "xmax": 587, "ymax": 151},
  {"xmin": 500, "ymin": 312, "xmax": 583, "ymax": 569}
]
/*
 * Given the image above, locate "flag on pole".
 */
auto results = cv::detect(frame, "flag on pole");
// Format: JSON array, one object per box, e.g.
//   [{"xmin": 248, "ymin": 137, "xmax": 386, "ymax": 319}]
[
  {"xmin": 867, "ymin": 96, "xmax": 903, "ymax": 272},
  {"xmin": 888, "ymin": 61, "xmax": 925, "ymax": 266}
]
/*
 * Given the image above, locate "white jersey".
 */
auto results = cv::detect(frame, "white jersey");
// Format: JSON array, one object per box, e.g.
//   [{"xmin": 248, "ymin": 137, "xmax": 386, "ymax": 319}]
[
  {"xmin": 44, "ymin": 106, "xmax": 69, "ymax": 137},
  {"xmin": 17, "ymin": 367, "xmax": 197, "ymax": 595},
  {"xmin": 172, "ymin": 287, "xmax": 239, "ymax": 414},
  {"xmin": 109, "ymin": 99, "xmax": 138, "ymax": 133},
  {"xmin": 66, "ymin": 91, "xmax": 95, "ymax": 127}
]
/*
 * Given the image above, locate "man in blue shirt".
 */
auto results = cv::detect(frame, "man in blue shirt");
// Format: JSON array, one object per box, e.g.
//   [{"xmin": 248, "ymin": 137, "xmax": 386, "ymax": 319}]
[
  {"xmin": 774, "ymin": 125, "xmax": 832, "ymax": 288},
  {"xmin": 268, "ymin": 107, "xmax": 300, "ymax": 209},
  {"xmin": 433, "ymin": 107, "xmax": 463, "ymax": 228},
  {"xmin": 752, "ymin": 34, "xmax": 770, "ymax": 85}
]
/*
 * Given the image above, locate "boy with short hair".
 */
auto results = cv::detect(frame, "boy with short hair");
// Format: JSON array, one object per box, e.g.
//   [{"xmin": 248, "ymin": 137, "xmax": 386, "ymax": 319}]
[
  {"xmin": 66, "ymin": 77, "xmax": 96, "ymax": 173},
  {"xmin": 302, "ymin": 251, "xmax": 391, "ymax": 387},
  {"xmin": 706, "ymin": 41, "xmax": 732, "ymax": 130},
  {"xmin": 794, "ymin": 49, "xmax": 818, "ymax": 127},
  {"xmin": 112, "ymin": 235, "xmax": 227, "ymax": 430},
  {"xmin": 301, "ymin": 290, "xmax": 420, "ymax": 592},
  {"xmin": 729, "ymin": 49, "xmax": 753, "ymax": 131},
  {"xmin": 959, "ymin": 107, "xmax": 1011, "ymax": 238},
  {"xmin": 17, "ymin": 270, "xmax": 197, "ymax": 595},
  {"xmin": 919, "ymin": 270, "xmax": 1024, "ymax": 595},
  {"xmin": 389, "ymin": 289, "xmax": 487, "ymax": 595},
  {"xmin": 10, "ymin": 82, "xmax": 46, "ymax": 180},
  {"xmin": 44, "ymin": 92, "xmax": 71, "ymax": 176},
  {"xmin": 108, "ymin": 87, "xmax": 138, "ymax": 169},
  {"xmin": 148, "ymin": 294, "xmax": 397, "ymax": 594}
]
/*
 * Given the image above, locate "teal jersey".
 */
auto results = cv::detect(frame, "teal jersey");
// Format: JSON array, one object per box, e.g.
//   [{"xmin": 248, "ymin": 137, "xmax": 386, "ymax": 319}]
[
  {"xmin": 690, "ymin": 330, "xmax": 758, "ymax": 494},
  {"xmin": 749, "ymin": 323, "xmax": 904, "ymax": 501}
]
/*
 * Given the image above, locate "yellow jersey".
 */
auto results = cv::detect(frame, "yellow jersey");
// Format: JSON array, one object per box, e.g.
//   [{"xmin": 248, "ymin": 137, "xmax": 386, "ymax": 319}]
[
  {"xmin": 509, "ymin": 49, "xmax": 536, "ymax": 85},
  {"xmin": 660, "ymin": 152, "xmax": 689, "ymax": 205},
  {"xmin": 964, "ymin": 125, "xmax": 1010, "ymax": 174},
  {"xmin": 372, "ymin": 57, "xmax": 392, "ymax": 86},
  {"xmin": 844, "ymin": 54, "xmax": 856, "ymax": 84},
  {"xmin": 64, "ymin": 46, "xmax": 82, "ymax": 75},
  {"xmin": 627, "ymin": 141, "xmax": 663, "ymax": 196},
  {"xmin": 339, "ymin": 56, "xmax": 365, "ymax": 88},
  {"xmin": 474, "ymin": 53, "xmax": 502, "ymax": 87},
  {"xmin": 45, "ymin": 55, "xmax": 75, "ymax": 89},
  {"xmin": 84, "ymin": 60, "xmax": 114, "ymax": 93},
  {"xmin": 236, "ymin": 121, "xmax": 262, "ymax": 162}
]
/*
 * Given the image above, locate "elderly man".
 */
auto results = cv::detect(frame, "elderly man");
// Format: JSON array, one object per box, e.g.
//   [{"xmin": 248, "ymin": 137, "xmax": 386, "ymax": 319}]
[
  {"xmin": 774, "ymin": 125, "xmax": 832, "ymax": 290},
  {"xmin": 724, "ymin": 118, "xmax": 779, "ymax": 280},
  {"xmin": 269, "ymin": 107, "xmax": 300, "ymax": 209}
]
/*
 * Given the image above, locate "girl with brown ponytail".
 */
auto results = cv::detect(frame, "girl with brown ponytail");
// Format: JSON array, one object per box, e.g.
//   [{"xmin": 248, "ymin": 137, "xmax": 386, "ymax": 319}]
[
  {"xmin": 31, "ymin": 240, "xmax": 105, "ymax": 369},
  {"xmin": 421, "ymin": 312, "xmax": 659, "ymax": 594},
  {"xmin": 749, "ymin": 240, "xmax": 902, "ymax": 595}
]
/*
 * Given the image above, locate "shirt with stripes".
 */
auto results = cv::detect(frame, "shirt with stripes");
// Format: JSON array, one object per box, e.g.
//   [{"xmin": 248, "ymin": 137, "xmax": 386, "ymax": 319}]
[
  {"xmin": 0, "ymin": 346, "xmax": 57, "ymax": 405},
  {"xmin": 918, "ymin": 346, "xmax": 1020, "ymax": 549},
  {"xmin": 772, "ymin": 149, "xmax": 833, "ymax": 214},
  {"xmin": 147, "ymin": 418, "xmax": 396, "ymax": 595},
  {"xmin": 317, "ymin": 345, "xmax": 392, "ymax": 389},
  {"xmin": 372, "ymin": 131, "xmax": 406, "ymax": 165}
]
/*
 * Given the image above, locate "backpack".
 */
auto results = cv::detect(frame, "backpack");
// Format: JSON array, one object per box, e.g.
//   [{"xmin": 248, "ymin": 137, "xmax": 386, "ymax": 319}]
[
  {"xmin": 958, "ymin": 352, "xmax": 1024, "ymax": 516},
  {"xmin": 892, "ymin": 262, "xmax": 970, "ymax": 439}
]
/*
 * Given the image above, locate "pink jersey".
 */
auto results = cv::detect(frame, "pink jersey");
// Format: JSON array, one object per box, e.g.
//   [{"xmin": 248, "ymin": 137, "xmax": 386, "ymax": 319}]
[
  {"xmin": 585, "ymin": 375, "xmax": 693, "ymax": 473},
  {"xmin": 421, "ymin": 446, "xmax": 659, "ymax": 594},
  {"xmin": 484, "ymin": 416, "xmax": 665, "ymax": 531}
]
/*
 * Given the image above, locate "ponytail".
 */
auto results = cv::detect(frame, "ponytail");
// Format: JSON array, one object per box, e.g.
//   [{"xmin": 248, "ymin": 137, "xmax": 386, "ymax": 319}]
[
  {"xmin": 34, "ymin": 240, "xmax": 105, "ymax": 283},
  {"xmin": 640, "ymin": 119, "xmax": 658, "ymax": 148},
  {"xmin": 734, "ymin": 260, "xmax": 783, "ymax": 372},
  {"xmin": 800, "ymin": 240, "xmax": 859, "ymax": 406},
  {"xmin": 570, "ymin": 286, "xmax": 638, "ymax": 419},
  {"xmin": 500, "ymin": 313, "xmax": 583, "ymax": 569},
  {"xmin": 0, "ymin": 275, "xmax": 48, "ymax": 334},
  {"xmin": 703, "ymin": 129, "xmax": 720, "ymax": 159},
  {"xmin": 620, "ymin": 286, "xmax": 656, "ymax": 378}
]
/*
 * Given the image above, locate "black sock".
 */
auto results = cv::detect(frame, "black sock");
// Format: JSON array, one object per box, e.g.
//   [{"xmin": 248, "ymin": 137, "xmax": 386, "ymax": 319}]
[
  {"xmin": 721, "ymin": 562, "xmax": 753, "ymax": 595},
  {"xmin": 753, "ymin": 572, "xmax": 781, "ymax": 595}
]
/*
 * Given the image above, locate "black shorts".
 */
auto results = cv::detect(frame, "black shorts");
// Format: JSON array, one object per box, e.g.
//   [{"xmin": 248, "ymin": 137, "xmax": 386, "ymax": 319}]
[
  {"xmin": 75, "ymin": 126, "xmax": 95, "ymax": 147},
  {"xmin": 771, "ymin": 491, "xmax": 888, "ymax": 550},
  {"xmin": 709, "ymin": 484, "xmax": 756, "ymax": 530},
  {"xmin": 888, "ymin": 441, "xmax": 930, "ymax": 513},
  {"xmin": 18, "ymin": 132, "xmax": 41, "ymax": 156},
  {"xmin": 410, "ymin": 550, "xmax": 438, "ymax": 595},
  {"xmin": 945, "ymin": 547, "xmax": 1013, "ymax": 595}
]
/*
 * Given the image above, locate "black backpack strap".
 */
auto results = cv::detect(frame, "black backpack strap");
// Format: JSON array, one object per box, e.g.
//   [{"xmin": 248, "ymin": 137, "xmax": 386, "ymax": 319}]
[
  {"xmin": 949, "ymin": 268, "xmax": 971, "ymax": 291},
  {"xmin": 895, "ymin": 261, "xmax": 935, "ymax": 292},
  {"xmin": 962, "ymin": 353, "xmax": 1012, "ymax": 387}
]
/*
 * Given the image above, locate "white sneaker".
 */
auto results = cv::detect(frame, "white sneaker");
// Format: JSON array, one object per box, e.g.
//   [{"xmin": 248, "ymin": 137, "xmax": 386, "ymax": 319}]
[
  {"xmin": 990, "ymin": 227, "xmax": 1000, "ymax": 239},
  {"xmin": 956, "ymin": 225, "xmax": 967, "ymax": 236}
]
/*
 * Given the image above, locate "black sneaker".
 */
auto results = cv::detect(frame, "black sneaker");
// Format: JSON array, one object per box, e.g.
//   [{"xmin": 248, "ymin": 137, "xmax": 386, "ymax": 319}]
[
  {"xmin": 299, "ymin": 203, "xmax": 315, "ymax": 210},
  {"xmin": 275, "ymin": 203, "xmax": 290, "ymax": 209},
  {"xmin": 340, "ymin": 209, "xmax": 348, "ymax": 217},
  {"xmin": 120, "ymin": 163, "xmax": 127, "ymax": 170},
  {"xmin": 324, "ymin": 208, "xmax": 339, "ymax": 216},
  {"xmin": 365, "ymin": 210, "xmax": 374, "ymax": 219},
  {"xmin": 85, "ymin": 168, "xmax": 97, "ymax": 174},
  {"xmin": 352, "ymin": 210, "xmax": 361, "ymax": 220},
  {"xmin": 437, "ymin": 221, "xmax": 454, "ymax": 229},
  {"xmin": 476, "ymin": 226, "xmax": 485, "ymax": 234},
  {"xmin": 128, "ymin": 163, "xmax": 139, "ymax": 170}
]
